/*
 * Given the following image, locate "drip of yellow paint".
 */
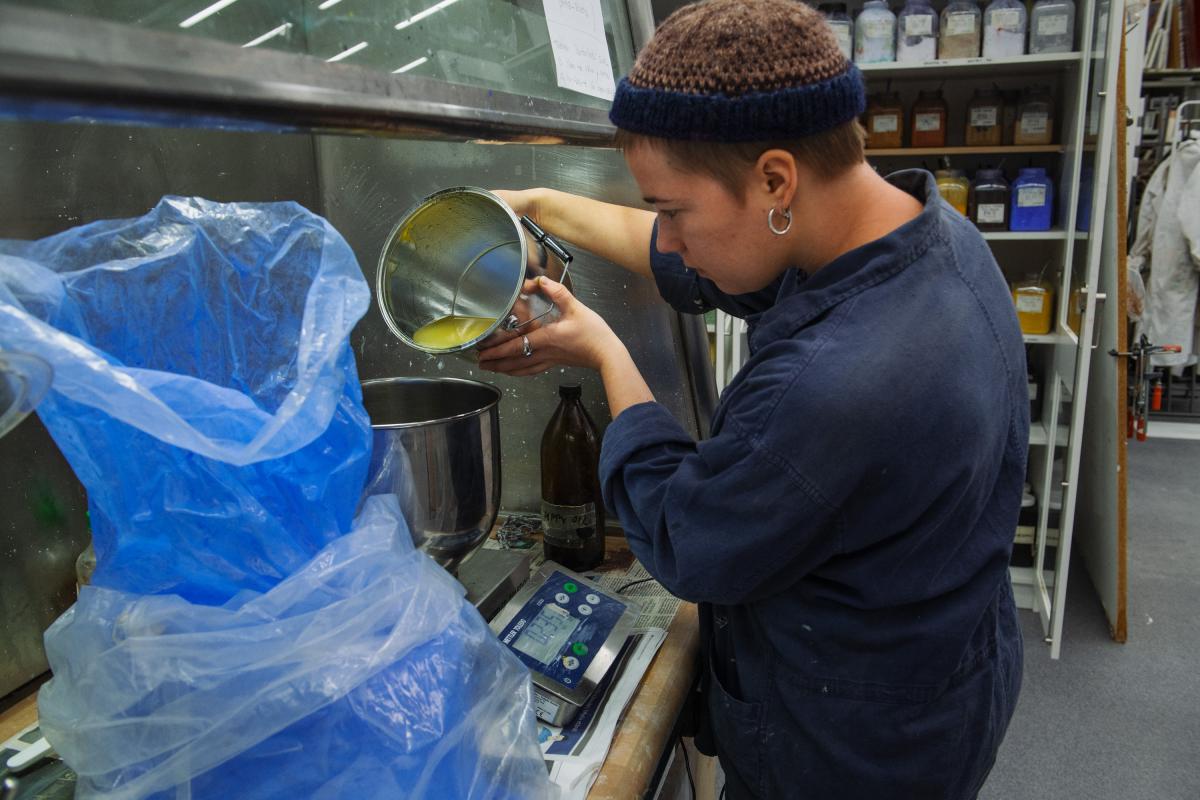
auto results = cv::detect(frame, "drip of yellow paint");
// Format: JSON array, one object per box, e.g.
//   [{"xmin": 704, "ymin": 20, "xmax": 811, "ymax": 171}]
[{"xmin": 411, "ymin": 315, "xmax": 495, "ymax": 349}]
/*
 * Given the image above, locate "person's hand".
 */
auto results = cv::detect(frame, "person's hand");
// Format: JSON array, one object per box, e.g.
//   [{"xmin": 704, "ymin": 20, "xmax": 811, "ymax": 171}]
[{"xmin": 477, "ymin": 277, "xmax": 623, "ymax": 377}]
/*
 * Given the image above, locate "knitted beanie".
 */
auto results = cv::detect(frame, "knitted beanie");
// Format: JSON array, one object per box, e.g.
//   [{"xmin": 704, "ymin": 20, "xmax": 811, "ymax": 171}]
[{"xmin": 609, "ymin": 0, "xmax": 865, "ymax": 142}]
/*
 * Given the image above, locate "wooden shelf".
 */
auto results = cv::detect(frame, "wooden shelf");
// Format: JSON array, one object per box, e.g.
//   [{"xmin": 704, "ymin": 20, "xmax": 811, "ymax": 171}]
[
  {"xmin": 858, "ymin": 52, "xmax": 1082, "ymax": 79},
  {"xmin": 867, "ymin": 145, "xmax": 1065, "ymax": 156}
]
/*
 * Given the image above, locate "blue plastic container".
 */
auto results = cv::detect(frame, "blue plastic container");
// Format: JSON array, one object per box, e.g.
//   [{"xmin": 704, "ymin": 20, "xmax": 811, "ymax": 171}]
[{"xmin": 1010, "ymin": 167, "xmax": 1054, "ymax": 231}]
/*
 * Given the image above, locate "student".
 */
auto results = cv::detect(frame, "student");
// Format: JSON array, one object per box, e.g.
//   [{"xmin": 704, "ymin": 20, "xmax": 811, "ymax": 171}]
[{"xmin": 479, "ymin": 1, "xmax": 1026, "ymax": 797}]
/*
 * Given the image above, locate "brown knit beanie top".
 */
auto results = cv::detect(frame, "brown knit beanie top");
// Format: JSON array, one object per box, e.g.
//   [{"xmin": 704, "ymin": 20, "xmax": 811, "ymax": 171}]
[{"xmin": 609, "ymin": 0, "xmax": 865, "ymax": 142}]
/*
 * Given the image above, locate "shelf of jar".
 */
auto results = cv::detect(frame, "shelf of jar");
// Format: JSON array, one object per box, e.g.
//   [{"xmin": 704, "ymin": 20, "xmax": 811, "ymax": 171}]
[
  {"xmin": 1022, "ymin": 330, "xmax": 1071, "ymax": 344},
  {"xmin": 857, "ymin": 51, "xmax": 1082, "ymax": 79},
  {"xmin": 1029, "ymin": 420, "xmax": 1069, "ymax": 447},
  {"xmin": 866, "ymin": 144, "xmax": 1065, "ymax": 156}
]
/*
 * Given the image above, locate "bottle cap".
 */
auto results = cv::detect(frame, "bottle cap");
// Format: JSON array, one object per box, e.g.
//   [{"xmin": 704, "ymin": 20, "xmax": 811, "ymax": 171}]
[{"xmin": 559, "ymin": 384, "xmax": 582, "ymax": 400}]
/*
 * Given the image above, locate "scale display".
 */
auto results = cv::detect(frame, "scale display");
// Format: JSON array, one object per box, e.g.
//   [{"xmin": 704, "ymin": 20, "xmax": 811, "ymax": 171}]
[{"xmin": 490, "ymin": 562, "xmax": 640, "ymax": 726}]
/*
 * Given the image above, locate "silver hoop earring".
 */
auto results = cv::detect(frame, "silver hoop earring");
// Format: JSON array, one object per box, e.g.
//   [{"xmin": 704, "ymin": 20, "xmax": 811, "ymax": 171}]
[{"xmin": 768, "ymin": 207, "xmax": 792, "ymax": 236}]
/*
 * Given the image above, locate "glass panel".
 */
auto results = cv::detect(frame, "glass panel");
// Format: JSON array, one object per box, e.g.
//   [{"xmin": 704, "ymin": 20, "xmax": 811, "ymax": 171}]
[{"xmin": 0, "ymin": 0, "xmax": 634, "ymax": 110}]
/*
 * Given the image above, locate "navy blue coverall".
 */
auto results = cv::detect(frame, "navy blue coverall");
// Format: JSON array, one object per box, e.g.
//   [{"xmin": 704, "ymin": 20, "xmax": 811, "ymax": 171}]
[{"xmin": 599, "ymin": 171, "xmax": 1027, "ymax": 799}]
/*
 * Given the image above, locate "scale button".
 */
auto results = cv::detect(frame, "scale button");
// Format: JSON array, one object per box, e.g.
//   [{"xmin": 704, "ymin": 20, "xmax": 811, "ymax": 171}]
[
  {"xmin": 572, "ymin": 642, "xmax": 589, "ymax": 656},
  {"xmin": 562, "ymin": 656, "xmax": 580, "ymax": 670},
  {"xmin": 586, "ymin": 593, "xmax": 600, "ymax": 605},
  {"xmin": 577, "ymin": 604, "xmax": 593, "ymax": 616},
  {"xmin": 563, "ymin": 582, "xmax": 579, "ymax": 594},
  {"xmin": 555, "ymin": 592, "xmax": 570, "ymax": 604}
]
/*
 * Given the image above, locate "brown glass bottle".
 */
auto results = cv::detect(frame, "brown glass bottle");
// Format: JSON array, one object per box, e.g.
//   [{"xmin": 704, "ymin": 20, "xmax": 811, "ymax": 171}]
[{"xmin": 540, "ymin": 384, "xmax": 605, "ymax": 571}]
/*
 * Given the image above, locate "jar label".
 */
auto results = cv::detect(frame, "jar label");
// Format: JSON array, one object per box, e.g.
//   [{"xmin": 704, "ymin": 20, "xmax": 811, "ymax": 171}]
[
  {"xmin": 991, "ymin": 8, "xmax": 1022, "ymax": 30},
  {"xmin": 915, "ymin": 112, "xmax": 942, "ymax": 132},
  {"xmin": 1017, "ymin": 185, "xmax": 1047, "ymax": 207},
  {"xmin": 834, "ymin": 26, "xmax": 852, "ymax": 57},
  {"xmin": 1020, "ymin": 111, "xmax": 1049, "ymax": 134},
  {"xmin": 864, "ymin": 18, "xmax": 893, "ymax": 38},
  {"xmin": 542, "ymin": 501, "xmax": 596, "ymax": 549},
  {"xmin": 872, "ymin": 113, "xmax": 899, "ymax": 133},
  {"xmin": 905, "ymin": 15, "xmax": 933, "ymax": 36},
  {"xmin": 1037, "ymin": 13, "xmax": 1069, "ymax": 37},
  {"xmin": 977, "ymin": 203, "xmax": 1005, "ymax": 223},
  {"xmin": 946, "ymin": 12, "xmax": 978, "ymax": 36},
  {"xmin": 1015, "ymin": 293, "xmax": 1045, "ymax": 313},
  {"xmin": 970, "ymin": 106, "xmax": 999, "ymax": 127}
]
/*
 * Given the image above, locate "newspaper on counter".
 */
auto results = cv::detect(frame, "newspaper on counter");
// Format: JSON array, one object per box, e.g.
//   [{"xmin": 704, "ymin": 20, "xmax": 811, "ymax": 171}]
[{"xmin": 539, "ymin": 628, "xmax": 667, "ymax": 798}]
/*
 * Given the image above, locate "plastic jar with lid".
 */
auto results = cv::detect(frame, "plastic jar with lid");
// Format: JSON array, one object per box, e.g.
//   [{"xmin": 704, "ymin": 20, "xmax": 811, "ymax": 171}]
[
  {"xmin": 935, "ymin": 169, "xmax": 970, "ymax": 215},
  {"xmin": 1010, "ymin": 167, "xmax": 1054, "ymax": 231},
  {"xmin": 911, "ymin": 90, "xmax": 948, "ymax": 147},
  {"xmin": 939, "ymin": 0, "xmax": 982, "ymax": 59},
  {"xmin": 854, "ymin": 0, "xmax": 896, "ymax": 63},
  {"xmin": 820, "ymin": 3, "xmax": 854, "ymax": 61},
  {"xmin": 1029, "ymin": 0, "xmax": 1075, "ymax": 54},
  {"xmin": 1012, "ymin": 273, "xmax": 1056, "ymax": 334},
  {"xmin": 982, "ymin": 0, "xmax": 1027, "ymax": 57},
  {"xmin": 897, "ymin": 0, "xmax": 939, "ymax": 62},
  {"xmin": 1014, "ymin": 86, "xmax": 1055, "ymax": 145},
  {"xmin": 965, "ymin": 88, "xmax": 1004, "ymax": 146},
  {"xmin": 969, "ymin": 168, "xmax": 1010, "ymax": 230},
  {"xmin": 865, "ymin": 92, "xmax": 905, "ymax": 148}
]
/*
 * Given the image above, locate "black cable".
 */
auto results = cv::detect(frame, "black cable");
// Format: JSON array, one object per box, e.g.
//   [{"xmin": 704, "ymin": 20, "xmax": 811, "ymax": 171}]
[
  {"xmin": 679, "ymin": 737, "xmax": 696, "ymax": 800},
  {"xmin": 616, "ymin": 577, "xmax": 655, "ymax": 594}
]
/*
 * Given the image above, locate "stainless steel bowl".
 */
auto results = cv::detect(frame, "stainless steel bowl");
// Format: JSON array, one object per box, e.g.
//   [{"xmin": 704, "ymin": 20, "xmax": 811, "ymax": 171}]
[{"xmin": 361, "ymin": 377, "xmax": 501, "ymax": 573}]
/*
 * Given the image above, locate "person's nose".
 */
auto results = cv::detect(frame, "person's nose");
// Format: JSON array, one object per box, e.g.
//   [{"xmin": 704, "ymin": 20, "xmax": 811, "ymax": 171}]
[{"xmin": 655, "ymin": 219, "xmax": 683, "ymax": 255}]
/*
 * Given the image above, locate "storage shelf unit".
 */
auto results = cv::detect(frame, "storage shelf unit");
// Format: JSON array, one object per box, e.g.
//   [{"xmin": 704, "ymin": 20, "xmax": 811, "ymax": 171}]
[{"xmin": 852, "ymin": 0, "xmax": 1124, "ymax": 659}]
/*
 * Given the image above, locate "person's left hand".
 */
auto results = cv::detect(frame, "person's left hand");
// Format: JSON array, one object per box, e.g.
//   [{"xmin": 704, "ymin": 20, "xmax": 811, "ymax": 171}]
[{"xmin": 477, "ymin": 277, "xmax": 622, "ymax": 377}]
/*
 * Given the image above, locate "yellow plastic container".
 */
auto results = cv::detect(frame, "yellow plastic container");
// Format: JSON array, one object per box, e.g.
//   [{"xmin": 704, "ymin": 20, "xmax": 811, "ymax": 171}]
[
  {"xmin": 935, "ymin": 169, "xmax": 970, "ymax": 216},
  {"xmin": 1012, "ymin": 278, "xmax": 1055, "ymax": 335}
]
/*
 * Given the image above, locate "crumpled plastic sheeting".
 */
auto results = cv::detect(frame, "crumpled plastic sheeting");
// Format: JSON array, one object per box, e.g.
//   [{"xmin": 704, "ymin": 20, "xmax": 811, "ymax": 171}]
[
  {"xmin": 38, "ymin": 495, "xmax": 555, "ymax": 800},
  {"xmin": 0, "ymin": 196, "xmax": 373, "ymax": 603}
]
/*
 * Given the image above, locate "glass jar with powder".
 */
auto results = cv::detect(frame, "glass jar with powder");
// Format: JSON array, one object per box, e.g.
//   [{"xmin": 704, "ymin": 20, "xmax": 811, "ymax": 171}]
[
  {"xmin": 865, "ymin": 92, "xmax": 905, "ymax": 149},
  {"xmin": 1014, "ymin": 85, "xmax": 1055, "ymax": 145},
  {"xmin": 820, "ymin": 2, "xmax": 854, "ymax": 61},
  {"xmin": 897, "ymin": 0, "xmax": 939, "ymax": 62},
  {"xmin": 982, "ymin": 0, "xmax": 1027, "ymax": 58},
  {"xmin": 854, "ymin": 0, "xmax": 897, "ymax": 63},
  {"xmin": 1029, "ymin": 0, "xmax": 1075, "ymax": 54},
  {"xmin": 911, "ymin": 89, "xmax": 948, "ymax": 147},
  {"xmin": 965, "ymin": 87, "xmax": 1004, "ymax": 146},
  {"xmin": 939, "ymin": 0, "xmax": 982, "ymax": 59}
]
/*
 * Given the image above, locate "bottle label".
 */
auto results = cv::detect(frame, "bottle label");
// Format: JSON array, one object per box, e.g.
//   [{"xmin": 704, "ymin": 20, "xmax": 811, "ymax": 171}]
[
  {"xmin": 1017, "ymin": 185, "xmax": 1047, "ymax": 207},
  {"xmin": 915, "ymin": 112, "xmax": 942, "ymax": 132},
  {"xmin": 1037, "ymin": 13, "xmax": 1069, "ymax": 37},
  {"xmin": 834, "ymin": 26, "xmax": 852, "ymax": 58},
  {"xmin": 970, "ymin": 106, "xmax": 999, "ymax": 127},
  {"xmin": 872, "ymin": 113, "xmax": 899, "ymax": 133},
  {"xmin": 991, "ymin": 8, "xmax": 1022, "ymax": 30},
  {"xmin": 1016, "ymin": 293, "xmax": 1045, "ymax": 313},
  {"xmin": 977, "ymin": 203, "xmax": 1005, "ymax": 223},
  {"xmin": 946, "ymin": 12, "xmax": 977, "ymax": 36},
  {"xmin": 542, "ymin": 501, "xmax": 597, "ymax": 549},
  {"xmin": 1020, "ymin": 111, "xmax": 1049, "ymax": 134},
  {"xmin": 905, "ymin": 15, "xmax": 933, "ymax": 36}
]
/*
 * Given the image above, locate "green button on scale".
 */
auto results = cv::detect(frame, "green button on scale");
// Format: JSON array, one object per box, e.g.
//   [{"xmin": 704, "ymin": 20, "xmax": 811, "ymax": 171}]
[
  {"xmin": 563, "ymin": 582, "xmax": 578, "ymax": 593},
  {"xmin": 572, "ymin": 642, "xmax": 588, "ymax": 656}
]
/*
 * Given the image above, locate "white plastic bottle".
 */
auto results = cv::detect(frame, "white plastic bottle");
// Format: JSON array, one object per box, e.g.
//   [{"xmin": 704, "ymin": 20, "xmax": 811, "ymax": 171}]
[{"xmin": 983, "ymin": 0, "xmax": 1027, "ymax": 58}]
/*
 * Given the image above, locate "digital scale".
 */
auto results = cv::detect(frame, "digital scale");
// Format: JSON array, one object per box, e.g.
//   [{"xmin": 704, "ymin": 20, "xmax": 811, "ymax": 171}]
[{"xmin": 489, "ymin": 561, "xmax": 640, "ymax": 726}]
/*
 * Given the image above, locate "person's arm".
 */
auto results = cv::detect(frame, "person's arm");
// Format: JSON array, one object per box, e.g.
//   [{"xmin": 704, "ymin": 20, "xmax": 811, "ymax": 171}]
[{"xmin": 493, "ymin": 188, "xmax": 656, "ymax": 279}]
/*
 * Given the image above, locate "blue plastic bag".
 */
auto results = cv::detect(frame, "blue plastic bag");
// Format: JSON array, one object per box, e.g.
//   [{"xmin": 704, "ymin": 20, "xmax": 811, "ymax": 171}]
[{"xmin": 0, "ymin": 198, "xmax": 554, "ymax": 799}]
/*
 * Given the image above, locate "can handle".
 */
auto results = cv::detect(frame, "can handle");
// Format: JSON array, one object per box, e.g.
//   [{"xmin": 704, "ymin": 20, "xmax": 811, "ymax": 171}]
[{"xmin": 502, "ymin": 216, "xmax": 574, "ymax": 332}]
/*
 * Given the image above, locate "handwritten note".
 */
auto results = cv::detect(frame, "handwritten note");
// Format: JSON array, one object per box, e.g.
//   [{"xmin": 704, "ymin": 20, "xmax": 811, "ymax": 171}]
[{"xmin": 543, "ymin": 0, "xmax": 616, "ymax": 101}]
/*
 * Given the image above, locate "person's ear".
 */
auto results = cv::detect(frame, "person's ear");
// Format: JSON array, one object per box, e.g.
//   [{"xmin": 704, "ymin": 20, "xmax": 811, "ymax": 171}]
[{"xmin": 753, "ymin": 149, "xmax": 799, "ymax": 210}]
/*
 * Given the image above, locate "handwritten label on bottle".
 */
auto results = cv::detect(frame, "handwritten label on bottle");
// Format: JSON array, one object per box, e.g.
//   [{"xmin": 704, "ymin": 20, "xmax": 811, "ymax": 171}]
[
  {"xmin": 915, "ymin": 112, "xmax": 942, "ymax": 132},
  {"xmin": 970, "ymin": 106, "xmax": 999, "ymax": 127},
  {"xmin": 977, "ymin": 203, "xmax": 1005, "ymax": 223},
  {"xmin": 946, "ymin": 12, "xmax": 977, "ymax": 36},
  {"xmin": 542, "ymin": 501, "xmax": 596, "ymax": 549},
  {"xmin": 1017, "ymin": 186, "xmax": 1047, "ymax": 207},
  {"xmin": 1015, "ymin": 292, "xmax": 1046, "ymax": 313},
  {"xmin": 991, "ymin": 8, "xmax": 1022, "ymax": 29},
  {"xmin": 1037, "ymin": 13, "xmax": 1069, "ymax": 37},
  {"xmin": 905, "ymin": 15, "xmax": 933, "ymax": 36},
  {"xmin": 864, "ymin": 18, "xmax": 893, "ymax": 38},
  {"xmin": 1020, "ymin": 111, "xmax": 1049, "ymax": 134},
  {"xmin": 872, "ymin": 113, "xmax": 899, "ymax": 133}
]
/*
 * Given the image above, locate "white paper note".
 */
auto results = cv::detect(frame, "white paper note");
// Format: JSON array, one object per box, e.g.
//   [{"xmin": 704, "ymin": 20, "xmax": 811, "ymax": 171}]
[{"xmin": 543, "ymin": 0, "xmax": 616, "ymax": 101}]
